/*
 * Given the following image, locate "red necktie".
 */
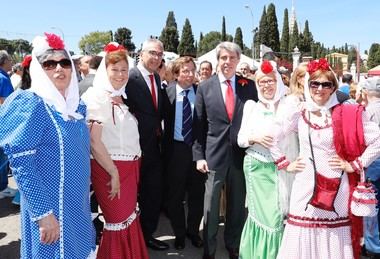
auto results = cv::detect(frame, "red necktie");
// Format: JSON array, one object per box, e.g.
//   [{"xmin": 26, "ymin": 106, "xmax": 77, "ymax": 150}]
[
  {"xmin": 225, "ymin": 80, "xmax": 235, "ymax": 121},
  {"xmin": 149, "ymin": 74, "xmax": 157, "ymax": 109}
]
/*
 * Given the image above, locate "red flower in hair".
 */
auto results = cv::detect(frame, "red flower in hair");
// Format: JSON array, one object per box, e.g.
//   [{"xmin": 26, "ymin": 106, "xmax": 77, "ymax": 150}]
[
  {"xmin": 21, "ymin": 55, "xmax": 32, "ymax": 68},
  {"xmin": 307, "ymin": 58, "xmax": 330, "ymax": 75},
  {"xmin": 261, "ymin": 60, "xmax": 273, "ymax": 74},
  {"xmin": 44, "ymin": 33, "xmax": 65, "ymax": 50},
  {"xmin": 238, "ymin": 78, "xmax": 249, "ymax": 86},
  {"xmin": 104, "ymin": 43, "xmax": 125, "ymax": 53}
]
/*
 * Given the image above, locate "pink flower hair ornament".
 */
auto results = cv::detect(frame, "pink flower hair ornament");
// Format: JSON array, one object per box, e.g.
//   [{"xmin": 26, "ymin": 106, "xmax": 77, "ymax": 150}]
[{"xmin": 44, "ymin": 33, "xmax": 65, "ymax": 50}]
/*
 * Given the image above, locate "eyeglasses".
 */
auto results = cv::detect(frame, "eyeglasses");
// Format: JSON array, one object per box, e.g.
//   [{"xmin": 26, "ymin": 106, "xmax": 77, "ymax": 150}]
[
  {"xmin": 258, "ymin": 79, "xmax": 276, "ymax": 86},
  {"xmin": 42, "ymin": 59, "xmax": 72, "ymax": 70},
  {"xmin": 147, "ymin": 50, "xmax": 164, "ymax": 58},
  {"xmin": 309, "ymin": 80, "xmax": 334, "ymax": 89}
]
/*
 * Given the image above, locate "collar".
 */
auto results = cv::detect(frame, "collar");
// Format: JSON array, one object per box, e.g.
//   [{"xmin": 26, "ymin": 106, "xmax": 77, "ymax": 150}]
[
  {"xmin": 176, "ymin": 83, "xmax": 194, "ymax": 95},
  {"xmin": 137, "ymin": 63, "xmax": 153, "ymax": 78},
  {"xmin": 218, "ymin": 73, "xmax": 235, "ymax": 85}
]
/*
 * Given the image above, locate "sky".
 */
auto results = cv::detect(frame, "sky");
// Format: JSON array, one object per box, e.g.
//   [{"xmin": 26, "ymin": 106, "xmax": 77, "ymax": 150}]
[{"xmin": 1, "ymin": 0, "xmax": 379, "ymax": 56}]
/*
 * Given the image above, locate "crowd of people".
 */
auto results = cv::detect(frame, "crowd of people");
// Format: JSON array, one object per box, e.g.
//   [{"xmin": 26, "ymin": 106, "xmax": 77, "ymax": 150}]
[{"xmin": 1, "ymin": 32, "xmax": 380, "ymax": 259}]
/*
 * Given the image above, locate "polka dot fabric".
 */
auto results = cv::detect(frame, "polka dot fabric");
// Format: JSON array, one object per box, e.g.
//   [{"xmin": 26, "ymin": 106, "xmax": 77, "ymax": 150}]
[{"xmin": 0, "ymin": 90, "xmax": 96, "ymax": 258}]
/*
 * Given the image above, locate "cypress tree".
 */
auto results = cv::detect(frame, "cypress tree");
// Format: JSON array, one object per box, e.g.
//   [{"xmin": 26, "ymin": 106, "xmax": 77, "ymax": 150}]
[
  {"xmin": 159, "ymin": 11, "xmax": 179, "ymax": 52},
  {"xmin": 288, "ymin": 21, "xmax": 299, "ymax": 53},
  {"xmin": 266, "ymin": 3, "xmax": 280, "ymax": 52},
  {"xmin": 258, "ymin": 6, "xmax": 269, "ymax": 47},
  {"xmin": 114, "ymin": 27, "xmax": 136, "ymax": 52},
  {"xmin": 178, "ymin": 18, "xmax": 196, "ymax": 56},
  {"xmin": 221, "ymin": 16, "xmax": 227, "ymax": 41},
  {"xmin": 300, "ymin": 20, "xmax": 313, "ymax": 54},
  {"xmin": 280, "ymin": 8, "xmax": 290, "ymax": 57},
  {"xmin": 234, "ymin": 27, "xmax": 244, "ymax": 51},
  {"xmin": 368, "ymin": 43, "xmax": 380, "ymax": 68}
]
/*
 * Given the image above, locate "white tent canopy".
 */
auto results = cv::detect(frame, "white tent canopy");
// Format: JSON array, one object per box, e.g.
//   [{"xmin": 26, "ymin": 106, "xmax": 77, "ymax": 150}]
[{"xmin": 196, "ymin": 48, "xmax": 260, "ymax": 72}]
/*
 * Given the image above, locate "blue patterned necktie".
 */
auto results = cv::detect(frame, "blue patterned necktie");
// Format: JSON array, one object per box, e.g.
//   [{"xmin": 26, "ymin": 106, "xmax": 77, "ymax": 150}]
[{"xmin": 182, "ymin": 89, "xmax": 192, "ymax": 146}]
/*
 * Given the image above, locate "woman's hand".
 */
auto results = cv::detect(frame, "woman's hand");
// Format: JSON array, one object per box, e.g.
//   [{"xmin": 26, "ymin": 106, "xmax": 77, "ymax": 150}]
[
  {"xmin": 328, "ymin": 155, "xmax": 354, "ymax": 173},
  {"xmin": 111, "ymin": 96, "xmax": 123, "ymax": 105},
  {"xmin": 107, "ymin": 172, "xmax": 120, "ymax": 200},
  {"xmin": 249, "ymin": 134, "xmax": 273, "ymax": 148},
  {"xmin": 286, "ymin": 157, "xmax": 306, "ymax": 173},
  {"xmin": 38, "ymin": 214, "xmax": 60, "ymax": 244}
]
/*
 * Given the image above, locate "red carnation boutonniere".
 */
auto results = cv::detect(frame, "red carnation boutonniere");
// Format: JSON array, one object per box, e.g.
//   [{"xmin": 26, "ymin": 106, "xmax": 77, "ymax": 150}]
[
  {"xmin": 104, "ymin": 42, "xmax": 126, "ymax": 53},
  {"xmin": 238, "ymin": 78, "xmax": 249, "ymax": 86},
  {"xmin": 21, "ymin": 55, "xmax": 32, "ymax": 68},
  {"xmin": 261, "ymin": 60, "xmax": 274, "ymax": 74},
  {"xmin": 307, "ymin": 58, "xmax": 330, "ymax": 75},
  {"xmin": 44, "ymin": 32, "xmax": 65, "ymax": 50}
]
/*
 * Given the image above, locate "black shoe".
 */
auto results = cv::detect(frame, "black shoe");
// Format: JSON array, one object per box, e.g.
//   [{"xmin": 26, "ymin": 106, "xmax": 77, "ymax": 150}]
[
  {"xmin": 186, "ymin": 233, "xmax": 203, "ymax": 248},
  {"xmin": 227, "ymin": 247, "xmax": 239, "ymax": 259},
  {"xmin": 145, "ymin": 237, "xmax": 169, "ymax": 251},
  {"xmin": 174, "ymin": 236, "xmax": 185, "ymax": 250},
  {"xmin": 202, "ymin": 254, "xmax": 215, "ymax": 259}
]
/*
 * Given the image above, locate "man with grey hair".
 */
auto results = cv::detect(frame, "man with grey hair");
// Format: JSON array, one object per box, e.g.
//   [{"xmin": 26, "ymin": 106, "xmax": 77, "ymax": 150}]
[
  {"xmin": 10, "ymin": 63, "xmax": 23, "ymax": 89},
  {"xmin": 125, "ymin": 38, "xmax": 170, "ymax": 251},
  {"xmin": 193, "ymin": 42, "xmax": 258, "ymax": 259}
]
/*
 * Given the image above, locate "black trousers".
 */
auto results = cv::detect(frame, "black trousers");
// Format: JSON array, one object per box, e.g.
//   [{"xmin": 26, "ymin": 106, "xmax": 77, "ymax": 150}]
[
  {"xmin": 203, "ymin": 162, "xmax": 246, "ymax": 256},
  {"xmin": 165, "ymin": 141, "xmax": 206, "ymax": 238},
  {"xmin": 138, "ymin": 144, "xmax": 163, "ymax": 240}
]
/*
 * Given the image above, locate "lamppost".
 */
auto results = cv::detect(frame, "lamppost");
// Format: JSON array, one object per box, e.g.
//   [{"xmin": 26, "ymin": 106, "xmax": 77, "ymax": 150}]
[
  {"xmin": 50, "ymin": 26, "xmax": 65, "ymax": 41},
  {"xmin": 244, "ymin": 5, "xmax": 257, "ymax": 60}
]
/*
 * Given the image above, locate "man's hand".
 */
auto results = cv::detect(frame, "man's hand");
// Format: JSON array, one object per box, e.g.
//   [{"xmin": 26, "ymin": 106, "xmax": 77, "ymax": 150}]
[
  {"xmin": 196, "ymin": 160, "xmax": 209, "ymax": 173},
  {"xmin": 38, "ymin": 214, "xmax": 60, "ymax": 244}
]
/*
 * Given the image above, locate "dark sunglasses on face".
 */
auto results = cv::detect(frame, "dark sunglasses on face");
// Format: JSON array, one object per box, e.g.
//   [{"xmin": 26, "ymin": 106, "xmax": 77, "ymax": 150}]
[
  {"xmin": 42, "ymin": 59, "xmax": 72, "ymax": 70},
  {"xmin": 309, "ymin": 80, "xmax": 334, "ymax": 89}
]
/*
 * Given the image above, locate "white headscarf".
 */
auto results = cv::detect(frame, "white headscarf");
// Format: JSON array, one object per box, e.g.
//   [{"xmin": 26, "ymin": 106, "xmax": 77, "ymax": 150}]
[
  {"xmin": 303, "ymin": 69, "xmax": 339, "ymax": 114},
  {"xmin": 255, "ymin": 60, "xmax": 288, "ymax": 112},
  {"xmin": 29, "ymin": 34, "xmax": 82, "ymax": 121},
  {"xmin": 92, "ymin": 42, "xmax": 128, "ymax": 98}
]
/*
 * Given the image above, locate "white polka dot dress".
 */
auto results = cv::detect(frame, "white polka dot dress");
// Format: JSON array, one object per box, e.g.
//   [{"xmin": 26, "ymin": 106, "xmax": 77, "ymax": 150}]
[{"xmin": 0, "ymin": 90, "xmax": 96, "ymax": 259}]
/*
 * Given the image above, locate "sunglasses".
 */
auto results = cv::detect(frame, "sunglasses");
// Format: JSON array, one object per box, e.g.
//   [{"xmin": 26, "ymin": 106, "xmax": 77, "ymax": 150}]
[
  {"xmin": 309, "ymin": 80, "xmax": 334, "ymax": 89},
  {"xmin": 42, "ymin": 59, "xmax": 72, "ymax": 70}
]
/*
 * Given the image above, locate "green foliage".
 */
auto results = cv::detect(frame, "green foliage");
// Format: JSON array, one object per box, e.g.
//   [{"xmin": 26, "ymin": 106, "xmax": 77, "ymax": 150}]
[
  {"xmin": 114, "ymin": 27, "xmax": 136, "ymax": 52},
  {"xmin": 0, "ymin": 38, "xmax": 32, "ymax": 62},
  {"xmin": 367, "ymin": 43, "xmax": 380, "ymax": 69},
  {"xmin": 178, "ymin": 18, "xmax": 196, "ymax": 56},
  {"xmin": 234, "ymin": 27, "xmax": 244, "ymax": 51},
  {"xmin": 258, "ymin": 6, "xmax": 269, "ymax": 47},
  {"xmin": 280, "ymin": 8, "xmax": 289, "ymax": 57},
  {"xmin": 266, "ymin": 3, "xmax": 280, "ymax": 52},
  {"xmin": 159, "ymin": 11, "xmax": 179, "ymax": 52},
  {"xmin": 78, "ymin": 31, "xmax": 112, "ymax": 54},
  {"xmin": 347, "ymin": 46, "xmax": 358, "ymax": 71},
  {"xmin": 221, "ymin": 16, "xmax": 227, "ymax": 41},
  {"xmin": 299, "ymin": 20, "xmax": 313, "ymax": 54},
  {"xmin": 289, "ymin": 21, "xmax": 299, "ymax": 53},
  {"xmin": 197, "ymin": 31, "xmax": 222, "ymax": 56}
]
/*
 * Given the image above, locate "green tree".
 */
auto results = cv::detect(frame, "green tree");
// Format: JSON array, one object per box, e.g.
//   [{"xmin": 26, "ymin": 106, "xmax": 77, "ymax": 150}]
[
  {"xmin": 221, "ymin": 16, "xmax": 227, "ymax": 41},
  {"xmin": 266, "ymin": 3, "xmax": 280, "ymax": 52},
  {"xmin": 288, "ymin": 21, "xmax": 299, "ymax": 53},
  {"xmin": 280, "ymin": 8, "xmax": 290, "ymax": 58},
  {"xmin": 299, "ymin": 20, "xmax": 313, "ymax": 54},
  {"xmin": 197, "ymin": 31, "xmax": 222, "ymax": 56},
  {"xmin": 347, "ymin": 46, "xmax": 358, "ymax": 71},
  {"xmin": 367, "ymin": 43, "xmax": 380, "ymax": 69},
  {"xmin": 79, "ymin": 31, "xmax": 112, "ymax": 54},
  {"xmin": 178, "ymin": 18, "xmax": 196, "ymax": 56},
  {"xmin": 234, "ymin": 27, "xmax": 244, "ymax": 51},
  {"xmin": 257, "ymin": 6, "xmax": 269, "ymax": 47},
  {"xmin": 159, "ymin": 11, "xmax": 179, "ymax": 52},
  {"xmin": 114, "ymin": 27, "xmax": 136, "ymax": 52}
]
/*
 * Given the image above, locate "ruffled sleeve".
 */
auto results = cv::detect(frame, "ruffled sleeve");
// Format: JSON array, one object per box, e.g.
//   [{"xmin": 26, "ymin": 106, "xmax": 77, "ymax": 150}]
[
  {"xmin": 81, "ymin": 87, "xmax": 112, "ymax": 123},
  {"xmin": 0, "ymin": 90, "xmax": 54, "ymax": 221},
  {"xmin": 237, "ymin": 100, "xmax": 257, "ymax": 148},
  {"xmin": 358, "ymin": 111, "xmax": 380, "ymax": 169}
]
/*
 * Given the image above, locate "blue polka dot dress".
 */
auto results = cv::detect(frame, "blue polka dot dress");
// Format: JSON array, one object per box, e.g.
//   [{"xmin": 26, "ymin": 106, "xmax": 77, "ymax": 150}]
[{"xmin": 0, "ymin": 90, "xmax": 96, "ymax": 259}]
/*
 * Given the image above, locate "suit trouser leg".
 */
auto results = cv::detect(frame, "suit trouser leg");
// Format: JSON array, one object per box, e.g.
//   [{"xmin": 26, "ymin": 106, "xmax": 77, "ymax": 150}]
[
  {"xmin": 203, "ymin": 168, "xmax": 226, "ymax": 256},
  {"xmin": 224, "ymin": 163, "xmax": 246, "ymax": 250},
  {"xmin": 139, "ymin": 152, "xmax": 163, "ymax": 239},
  {"xmin": 186, "ymin": 163, "xmax": 206, "ymax": 236},
  {"xmin": 165, "ymin": 142, "xmax": 189, "ymax": 238}
]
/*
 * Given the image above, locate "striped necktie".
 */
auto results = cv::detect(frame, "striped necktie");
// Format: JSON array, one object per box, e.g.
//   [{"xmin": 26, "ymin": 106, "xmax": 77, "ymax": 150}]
[{"xmin": 182, "ymin": 89, "xmax": 192, "ymax": 146}]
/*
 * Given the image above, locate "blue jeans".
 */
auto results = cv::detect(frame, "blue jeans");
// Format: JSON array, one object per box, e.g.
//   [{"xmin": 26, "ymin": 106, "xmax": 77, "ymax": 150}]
[{"xmin": 0, "ymin": 148, "xmax": 8, "ymax": 191}]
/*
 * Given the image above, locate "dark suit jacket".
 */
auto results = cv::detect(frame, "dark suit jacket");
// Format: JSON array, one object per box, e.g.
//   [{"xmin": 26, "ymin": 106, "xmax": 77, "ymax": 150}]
[
  {"xmin": 192, "ymin": 74, "xmax": 258, "ymax": 171},
  {"xmin": 125, "ymin": 67, "xmax": 163, "ymax": 154},
  {"xmin": 162, "ymin": 82, "xmax": 198, "ymax": 161}
]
